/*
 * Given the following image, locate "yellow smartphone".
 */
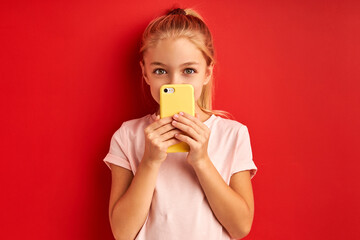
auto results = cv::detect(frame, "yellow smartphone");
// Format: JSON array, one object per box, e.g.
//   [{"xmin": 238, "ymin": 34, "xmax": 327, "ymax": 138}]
[{"xmin": 160, "ymin": 84, "xmax": 195, "ymax": 153}]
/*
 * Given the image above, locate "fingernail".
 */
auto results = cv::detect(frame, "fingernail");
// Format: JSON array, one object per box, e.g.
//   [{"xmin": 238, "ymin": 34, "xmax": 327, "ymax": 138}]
[{"xmin": 179, "ymin": 112, "xmax": 184, "ymax": 116}]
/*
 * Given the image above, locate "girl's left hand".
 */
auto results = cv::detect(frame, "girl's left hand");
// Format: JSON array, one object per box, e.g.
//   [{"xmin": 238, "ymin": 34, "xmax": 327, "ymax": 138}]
[{"xmin": 171, "ymin": 111, "xmax": 211, "ymax": 166}]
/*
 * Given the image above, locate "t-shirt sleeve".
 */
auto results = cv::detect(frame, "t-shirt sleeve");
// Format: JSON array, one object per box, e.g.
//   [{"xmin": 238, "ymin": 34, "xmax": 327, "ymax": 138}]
[
  {"xmin": 231, "ymin": 125, "xmax": 258, "ymax": 179},
  {"xmin": 103, "ymin": 122, "xmax": 131, "ymax": 171}
]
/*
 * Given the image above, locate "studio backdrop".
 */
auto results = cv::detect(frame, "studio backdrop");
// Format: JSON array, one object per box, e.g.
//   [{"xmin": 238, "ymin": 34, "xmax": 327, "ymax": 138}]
[{"xmin": 1, "ymin": 0, "xmax": 359, "ymax": 239}]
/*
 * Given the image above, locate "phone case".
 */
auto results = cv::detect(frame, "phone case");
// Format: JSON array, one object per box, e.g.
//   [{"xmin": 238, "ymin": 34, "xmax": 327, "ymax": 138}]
[{"xmin": 160, "ymin": 84, "xmax": 195, "ymax": 153}]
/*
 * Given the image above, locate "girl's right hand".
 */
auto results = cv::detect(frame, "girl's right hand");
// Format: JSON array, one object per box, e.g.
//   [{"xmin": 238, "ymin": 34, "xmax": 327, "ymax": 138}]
[{"xmin": 142, "ymin": 115, "xmax": 182, "ymax": 165}]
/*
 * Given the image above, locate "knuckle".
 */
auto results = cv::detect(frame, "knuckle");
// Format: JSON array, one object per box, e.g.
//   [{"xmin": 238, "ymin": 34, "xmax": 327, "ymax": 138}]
[
  {"xmin": 172, "ymin": 130, "xmax": 180, "ymax": 137},
  {"xmin": 152, "ymin": 138, "xmax": 159, "ymax": 146},
  {"xmin": 147, "ymin": 132, "xmax": 153, "ymax": 139},
  {"xmin": 144, "ymin": 127, "xmax": 149, "ymax": 134}
]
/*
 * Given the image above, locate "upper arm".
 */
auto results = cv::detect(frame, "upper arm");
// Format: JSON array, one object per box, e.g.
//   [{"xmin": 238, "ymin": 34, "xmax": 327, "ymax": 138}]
[
  {"xmin": 229, "ymin": 170, "xmax": 255, "ymax": 218},
  {"xmin": 108, "ymin": 163, "xmax": 134, "ymax": 220}
]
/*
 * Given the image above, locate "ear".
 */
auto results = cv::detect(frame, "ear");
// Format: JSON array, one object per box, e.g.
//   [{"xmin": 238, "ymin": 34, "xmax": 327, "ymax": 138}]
[
  {"xmin": 203, "ymin": 62, "xmax": 214, "ymax": 85},
  {"xmin": 140, "ymin": 60, "xmax": 150, "ymax": 85}
]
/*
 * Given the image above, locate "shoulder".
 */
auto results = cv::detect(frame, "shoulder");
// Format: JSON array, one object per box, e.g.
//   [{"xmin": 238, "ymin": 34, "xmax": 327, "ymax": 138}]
[
  {"xmin": 212, "ymin": 115, "xmax": 248, "ymax": 135},
  {"xmin": 113, "ymin": 113, "xmax": 153, "ymax": 138}
]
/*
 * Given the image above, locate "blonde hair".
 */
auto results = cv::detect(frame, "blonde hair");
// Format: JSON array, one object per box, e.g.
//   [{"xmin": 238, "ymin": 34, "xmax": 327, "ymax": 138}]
[{"xmin": 139, "ymin": 8, "xmax": 234, "ymax": 119}]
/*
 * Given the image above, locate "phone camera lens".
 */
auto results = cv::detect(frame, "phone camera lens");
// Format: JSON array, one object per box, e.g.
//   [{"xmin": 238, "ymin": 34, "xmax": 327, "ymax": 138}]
[{"xmin": 164, "ymin": 88, "xmax": 168, "ymax": 93}]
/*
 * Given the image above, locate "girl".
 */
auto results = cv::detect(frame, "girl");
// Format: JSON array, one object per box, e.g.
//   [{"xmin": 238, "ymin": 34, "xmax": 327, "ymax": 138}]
[{"xmin": 103, "ymin": 7, "xmax": 258, "ymax": 240}]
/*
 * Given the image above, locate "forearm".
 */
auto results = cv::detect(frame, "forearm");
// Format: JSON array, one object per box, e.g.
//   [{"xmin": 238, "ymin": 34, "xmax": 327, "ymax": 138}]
[
  {"xmin": 191, "ymin": 157, "xmax": 252, "ymax": 239},
  {"xmin": 111, "ymin": 159, "xmax": 161, "ymax": 240}
]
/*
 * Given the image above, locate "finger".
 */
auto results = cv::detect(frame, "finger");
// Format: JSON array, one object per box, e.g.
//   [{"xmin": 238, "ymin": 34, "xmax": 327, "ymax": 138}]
[
  {"xmin": 152, "ymin": 116, "xmax": 173, "ymax": 130},
  {"xmin": 156, "ymin": 123, "xmax": 177, "ymax": 136},
  {"xmin": 173, "ymin": 113, "xmax": 202, "ymax": 135},
  {"xmin": 159, "ymin": 129, "xmax": 183, "ymax": 142},
  {"xmin": 174, "ymin": 132, "xmax": 196, "ymax": 147},
  {"xmin": 172, "ymin": 120, "xmax": 200, "ymax": 141},
  {"xmin": 163, "ymin": 138, "xmax": 181, "ymax": 149},
  {"xmin": 179, "ymin": 111, "xmax": 208, "ymax": 131},
  {"xmin": 146, "ymin": 117, "xmax": 174, "ymax": 138}
]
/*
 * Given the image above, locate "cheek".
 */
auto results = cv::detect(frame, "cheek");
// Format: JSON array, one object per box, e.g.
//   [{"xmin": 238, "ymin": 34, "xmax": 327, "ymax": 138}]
[
  {"xmin": 193, "ymin": 83, "xmax": 205, "ymax": 100},
  {"xmin": 149, "ymin": 83, "xmax": 162, "ymax": 103},
  {"xmin": 194, "ymin": 90, "xmax": 202, "ymax": 100}
]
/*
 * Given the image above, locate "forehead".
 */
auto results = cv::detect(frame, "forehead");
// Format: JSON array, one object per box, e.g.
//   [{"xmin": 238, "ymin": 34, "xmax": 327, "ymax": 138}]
[{"xmin": 144, "ymin": 37, "xmax": 206, "ymax": 66}]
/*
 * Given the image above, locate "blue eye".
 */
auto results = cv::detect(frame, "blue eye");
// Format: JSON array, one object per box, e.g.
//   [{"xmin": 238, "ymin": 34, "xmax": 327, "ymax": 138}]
[
  {"xmin": 153, "ymin": 69, "xmax": 167, "ymax": 75},
  {"xmin": 184, "ymin": 68, "xmax": 196, "ymax": 74}
]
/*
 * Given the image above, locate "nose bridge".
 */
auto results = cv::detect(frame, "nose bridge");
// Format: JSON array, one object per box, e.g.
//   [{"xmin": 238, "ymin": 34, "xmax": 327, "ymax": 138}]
[{"xmin": 169, "ymin": 72, "xmax": 181, "ymax": 84}]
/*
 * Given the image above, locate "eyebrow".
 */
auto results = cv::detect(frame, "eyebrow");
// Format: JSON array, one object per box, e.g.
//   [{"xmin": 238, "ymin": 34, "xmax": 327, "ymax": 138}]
[{"xmin": 150, "ymin": 61, "xmax": 199, "ymax": 67}]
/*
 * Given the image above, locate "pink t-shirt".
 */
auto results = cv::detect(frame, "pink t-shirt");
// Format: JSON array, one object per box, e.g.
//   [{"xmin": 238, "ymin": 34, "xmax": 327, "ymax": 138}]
[{"xmin": 103, "ymin": 112, "xmax": 257, "ymax": 240}]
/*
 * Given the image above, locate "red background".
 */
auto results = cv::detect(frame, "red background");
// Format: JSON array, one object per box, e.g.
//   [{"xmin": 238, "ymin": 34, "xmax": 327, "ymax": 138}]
[{"xmin": 1, "ymin": 0, "xmax": 359, "ymax": 239}]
